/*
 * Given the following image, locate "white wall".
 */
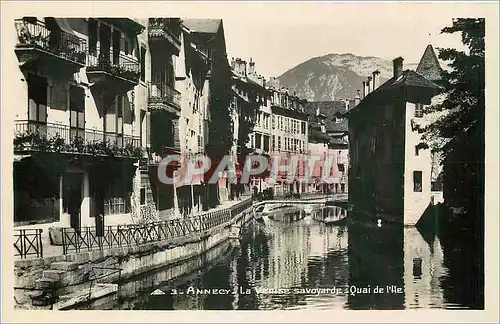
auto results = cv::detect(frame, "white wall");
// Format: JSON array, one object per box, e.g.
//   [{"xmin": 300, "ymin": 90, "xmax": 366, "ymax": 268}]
[{"xmin": 403, "ymin": 102, "xmax": 432, "ymax": 225}]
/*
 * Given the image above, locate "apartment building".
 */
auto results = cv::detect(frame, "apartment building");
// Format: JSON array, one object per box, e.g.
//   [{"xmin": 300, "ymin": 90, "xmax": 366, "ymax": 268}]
[
  {"xmin": 267, "ymin": 79, "xmax": 309, "ymax": 195},
  {"xmin": 348, "ymin": 44, "xmax": 444, "ymax": 226},
  {"xmin": 305, "ymin": 100, "xmax": 350, "ymax": 194},
  {"xmin": 12, "ymin": 17, "xmax": 150, "ymax": 240},
  {"xmin": 230, "ymin": 58, "xmax": 271, "ymax": 194}
]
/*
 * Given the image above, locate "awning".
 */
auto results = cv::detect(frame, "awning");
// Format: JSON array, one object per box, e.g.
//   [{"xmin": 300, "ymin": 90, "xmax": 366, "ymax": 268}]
[{"xmin": 53, "ymin": 18, "xmax": 78, "ymax": 37}]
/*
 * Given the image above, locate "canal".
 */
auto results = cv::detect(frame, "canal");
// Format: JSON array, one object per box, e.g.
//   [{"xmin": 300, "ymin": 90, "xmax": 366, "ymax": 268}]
[{"xmin": 88, "ymin": 207, "xmax": 479, "ymax": 310}]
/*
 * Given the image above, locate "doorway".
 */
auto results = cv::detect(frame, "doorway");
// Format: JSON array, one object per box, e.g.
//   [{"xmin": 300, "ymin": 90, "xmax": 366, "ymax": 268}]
[{"xmin": 63, "ymin": 172, "xmax": 83, "ymax": 231}]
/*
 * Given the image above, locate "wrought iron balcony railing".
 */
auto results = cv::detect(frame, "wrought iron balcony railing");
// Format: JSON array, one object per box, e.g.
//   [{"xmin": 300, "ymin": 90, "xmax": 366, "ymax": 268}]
[
  {"xmin": 14, "ymin": 120, "xmax": 143, "ymax": 158},
  {"xmin": 148, "ymin": 81, "xmax": 181, "ymax": 110},
  {"xmin": 148, "ymin": 18, "xmax": 181, "ymax": 49},
  {"xmin": 14, "ymin": 18, "xmax": 87, "ymax": 65},
  {"xmin": 87, "ymin": 53, "xmax": 140, "ymax": 83}
]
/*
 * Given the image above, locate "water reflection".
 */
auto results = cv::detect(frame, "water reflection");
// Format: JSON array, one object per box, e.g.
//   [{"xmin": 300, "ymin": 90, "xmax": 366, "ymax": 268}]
[{"xmin": 110, "ymin": 211, "xmax": 471, "ymax": 310}]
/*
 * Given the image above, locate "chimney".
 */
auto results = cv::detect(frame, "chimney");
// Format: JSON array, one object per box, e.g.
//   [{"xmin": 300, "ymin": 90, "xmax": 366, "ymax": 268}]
[
  {"xmin": 230, "ymin": 57, "xmax": 236, "ymax": 70},
  {"xmin": 372, "ymin": 70, "xmax": 380, "ymax": 91},
  {"xmin": 366, "ymin": 76, "xmax": 372, "ymax": 96},
  {"xmin": 355, "ymin": 90, "xmax": 361, "ymax": 106},
  {"xmin": 362, "ymin": 81, "xmax": 366, "ymax": 98},
  {"xmin": 248, "ymin": 57, "xmax": 255, "ymax": 75},
  {"xmin": 393, "ymin": 57, "xmax": 404, "ymax": 78}
]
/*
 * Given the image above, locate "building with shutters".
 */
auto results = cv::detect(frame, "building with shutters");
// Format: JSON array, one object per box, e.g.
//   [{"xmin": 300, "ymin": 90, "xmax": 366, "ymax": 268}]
[
  {"xmin": 12, "ymin": 17, "xmax": 151, "ymax": 241},
  {"xmin": 347, "ymin": 44, "xmax": 444, "ymax": 226}
]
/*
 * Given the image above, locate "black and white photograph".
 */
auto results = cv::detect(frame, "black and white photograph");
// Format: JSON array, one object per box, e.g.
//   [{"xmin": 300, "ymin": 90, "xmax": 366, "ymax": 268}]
[{"xmin": 1, "ymin": 1, "xmax": 498, "ymax": 323}]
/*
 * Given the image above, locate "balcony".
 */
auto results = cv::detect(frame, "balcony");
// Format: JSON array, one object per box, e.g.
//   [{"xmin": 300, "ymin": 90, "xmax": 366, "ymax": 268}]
[
  {"xmin": 148, "ymin": 81, "xmax": 181, "ymax": 116},
  {"xmin": 149, "ymin": 146, "xmax": 182, "ymax": 167},
  {"xmin": 148, "ymin": 18, "xmax": 181, "ymax": 53},
  {"xmin": 14, "ymin": 18, "xmax": 87, "ymax": 75},
  {"xmin": 14, "ymin": 121, "xmax": 143, "ymax": 159},
  {"xmin": 86, "ymin": 54, "xmax": 140, "ymax": 92}
]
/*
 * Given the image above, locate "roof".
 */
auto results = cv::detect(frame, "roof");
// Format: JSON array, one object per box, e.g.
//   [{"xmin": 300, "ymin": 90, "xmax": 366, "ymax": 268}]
[
  {"xmin": 326, "ymin": 119, "xmax": 348, "ymax": 133},
  {"xmin": 416, "ymin": 44, "xmax": 442, "ymax": 82},
  {"xmin": 304, "ymin": 101, "xmax": 347, "ymax": 119},
  {"xmin": 349, "ymin": 68, "xmax": 442, "ymax": 116},
  {"xmin": 182, "ymin": 19, "xmax": 221, "ymax": 34}
]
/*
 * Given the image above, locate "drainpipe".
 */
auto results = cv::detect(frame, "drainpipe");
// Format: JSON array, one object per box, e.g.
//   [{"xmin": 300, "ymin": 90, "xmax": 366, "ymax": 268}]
[
  {"xmin": 191, "ymin": 183, "xmax": 195, "ymax": 216},
  {"xmin": 173, "ymin": 169, "xmax": 180, "ymax": 218}
]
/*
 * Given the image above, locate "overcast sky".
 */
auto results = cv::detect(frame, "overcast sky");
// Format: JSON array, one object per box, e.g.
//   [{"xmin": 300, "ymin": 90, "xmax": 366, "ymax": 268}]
[{"xmin": 220, "ymin": 3, "xmax": 474, "ymax": 78}]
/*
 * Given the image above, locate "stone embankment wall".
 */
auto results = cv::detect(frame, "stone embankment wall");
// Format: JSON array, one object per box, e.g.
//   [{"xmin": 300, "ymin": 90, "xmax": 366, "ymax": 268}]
[{"xmin": 14, "ymin": 208, "xmax": 253, "ymax": 310}]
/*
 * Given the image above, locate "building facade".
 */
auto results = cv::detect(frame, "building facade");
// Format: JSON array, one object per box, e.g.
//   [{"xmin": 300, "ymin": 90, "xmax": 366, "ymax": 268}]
[
  {"xmin": 266, "ymin": 80, "xmax": 309, "ymax": 195},
  {"xmin": 348, "ymin": 45, "xmax": 444, "ymax": 226},
  {"xmin": 229, "ymin": 57, "xmax": 268, "ymax": 197},
  {"xmin": 12, "ymin": 17, "xmax": 150, "ymax": 243},
  {"xmin": 305, "ymin": 100, "xmax": 350, "ymax": 194}
]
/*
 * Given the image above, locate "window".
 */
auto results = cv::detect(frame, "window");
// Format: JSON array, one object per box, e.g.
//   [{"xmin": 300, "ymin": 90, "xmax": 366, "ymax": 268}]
[
  {"xmin": 104, "ymin": 182, "xmax": 130, "ymax": 215},
  {"xmin": 263, "ymin": 135, "xmax": 270, "ymax": 152},
  {"xmin": 88, "ymin": 18, "xmax": 98, "ymax": 55},
  {"xmin": 140, "ymin": 47, "xmax": 146, "ymax": 81},
  {"xmin": 27, "ymin": 74, "xmax": 47, "ymax": 135},
  {"xmin": 140, "ymin": 188, "xmax": 146, "ymax": 205},
  {"xmin": 415, "ymin": 103, "xmax": 424, "ymax": 118},
  {"xmin": 112, "ymin": 29, "xmax": 121, "ymax": 64},
  {"xmin": 277, "ymin": 136, "xmax": 281, "ymax": 150},
  {"xmin": 301, "ymin": 121, "xmax": 306, "ymax": 134},
  {"xmin": 70, "ymin": 86, "xmax": 85, "ymax": 140},
  {"xmin": 255, "ymin": 133, "xmax": 262, "ymax": 149},
  {"xmin": 272, "ymin": 135, "xmax": 275, "ymax": 150},
  {"xmin": 413, "ymin": 171, "xmax": 423, "ymax": 192}
]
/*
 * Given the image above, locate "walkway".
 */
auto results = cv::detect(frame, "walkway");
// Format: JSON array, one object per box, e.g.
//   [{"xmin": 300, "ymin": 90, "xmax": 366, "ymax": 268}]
[{"xmin": 14, "ymin": 197, "xmax": 253, "ymax": 261}]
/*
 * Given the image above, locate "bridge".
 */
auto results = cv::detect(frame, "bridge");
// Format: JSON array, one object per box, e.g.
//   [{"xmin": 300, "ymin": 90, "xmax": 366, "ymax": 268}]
[{"xmin": 252, "ymin": 193, "xmax": 348, "ymax": 214}]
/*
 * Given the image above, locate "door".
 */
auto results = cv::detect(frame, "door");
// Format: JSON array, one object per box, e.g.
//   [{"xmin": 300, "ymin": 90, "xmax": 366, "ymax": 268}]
[
  {"xmin": 99, "ymin": 23, "xmax": 111, "ymax": 65},
  {"xmin": 70, "ymin": 86, "xmax": 85, "ymax": 142},
  {"xmin": 64, "ymin": 173, "xmax": 83, "ymax": 231},
  {"xmin": 27, "ymin": 74, "xmax": 48, "ymax": 136}
]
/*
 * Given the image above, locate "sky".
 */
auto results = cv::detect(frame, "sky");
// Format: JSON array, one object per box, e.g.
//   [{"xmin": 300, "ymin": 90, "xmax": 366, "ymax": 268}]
[{"xmin": 220, "ymin": 3, "xmax": 472, "ymax": 78}]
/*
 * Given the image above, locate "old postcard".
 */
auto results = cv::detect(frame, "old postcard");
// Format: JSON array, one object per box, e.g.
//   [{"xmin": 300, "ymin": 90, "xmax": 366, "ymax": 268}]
[{"xmin": 1, "ymin": 1, "xmax": 498, "ymax": 323}]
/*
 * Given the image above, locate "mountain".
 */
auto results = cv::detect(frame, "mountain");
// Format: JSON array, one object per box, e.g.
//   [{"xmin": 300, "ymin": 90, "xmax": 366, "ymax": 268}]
[{"xmin": 277, "ymin": 53, "xmax": 418, "ymax": 101}]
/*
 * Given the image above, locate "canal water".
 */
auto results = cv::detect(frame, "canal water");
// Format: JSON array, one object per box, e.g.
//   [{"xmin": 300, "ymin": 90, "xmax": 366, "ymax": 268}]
[{"xmin": 101, "ymin": 207, "xmax": 478, "ymax": 310}]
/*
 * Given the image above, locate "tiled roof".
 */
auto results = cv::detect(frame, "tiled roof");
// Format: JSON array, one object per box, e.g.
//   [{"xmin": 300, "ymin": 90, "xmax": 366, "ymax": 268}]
[
  {"xmin": 416, "ymin": 44, "xmax": 442, "ymax": 82},
  {"xmin": 304, "ymin": 101, "xmax": 347, "ymax": 119},
  {"xmin": 349, "ymin": 69, "xmax": 441, "ymax": 115},
  {"xmin": 182, "ymin": 19, "xmax": 221, "ymax": 34}
]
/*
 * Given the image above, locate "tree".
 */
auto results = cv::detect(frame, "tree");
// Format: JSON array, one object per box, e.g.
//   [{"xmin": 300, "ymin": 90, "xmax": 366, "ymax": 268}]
[
  {"xmin": 422, "ymin": 18, "xmax": 485, "ymax": 309},
  {"xmin": 423, "ymin": 18, "xmax": 485, "ymax": 217}
]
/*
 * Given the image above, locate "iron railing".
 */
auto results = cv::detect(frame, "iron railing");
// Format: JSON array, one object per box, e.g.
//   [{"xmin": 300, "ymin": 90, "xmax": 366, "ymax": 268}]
[
  {"xmin": 148, "ymin": 18, "xmax": 181, "ymax": 47},
  {"xmin": 14, "ymin": 229, "xmax": 43, "ymax": 259},
  {"xmin": 87, "ymin": 53, "xmax": 140, "ymax": 83},
  {"xmin": 14, "ymin": 120, "xmax": 142, "ymax": 157},
  {"xmin": 148, "ymin": 81, "xmax": 181, "ymax": 109},
  {"xmin": 61, "ymin": 198, "xmax": 253, "ymax": 254},
  {"xmin": 15, "ymin": 18, "xmax": 87, "ymax": 65}
]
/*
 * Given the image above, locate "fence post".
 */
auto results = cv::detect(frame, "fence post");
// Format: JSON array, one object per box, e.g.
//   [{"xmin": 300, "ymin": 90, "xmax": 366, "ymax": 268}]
[{"xmin": 38, "ymin": 229, "xmax": 43, "ymax": 258}]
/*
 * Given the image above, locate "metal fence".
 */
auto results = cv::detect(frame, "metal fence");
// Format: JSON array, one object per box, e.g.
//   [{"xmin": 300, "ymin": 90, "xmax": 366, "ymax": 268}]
[
  {"xmin": 15, "ymin": 18, "xmax": 87, "ymax": 65},
  {"xmin": 62, "ymin": 198, "xmax": 253, "ymax": 255},
  {"xmin": 14, "ymin": 229, "xmax": 44, "ymax": 259},
  {"xmin": 148, "ymin": 81, "xmax": 181, "ymax": 109},
  {"xmin": 14, "ymin": 120, "xmax": 141, "ymax": 153}
]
